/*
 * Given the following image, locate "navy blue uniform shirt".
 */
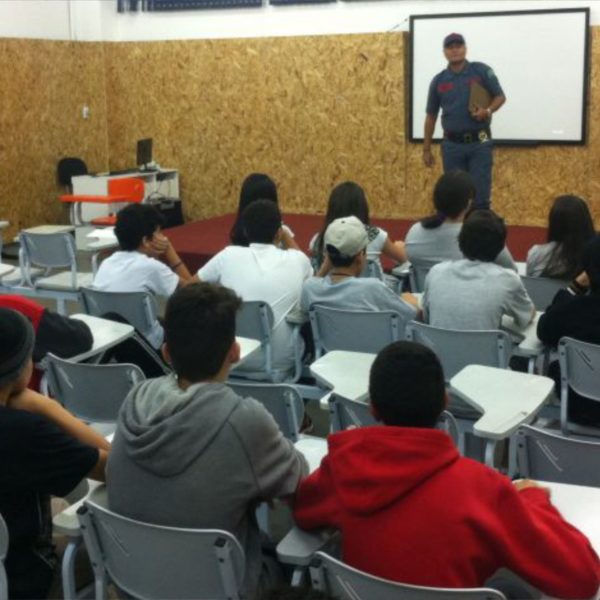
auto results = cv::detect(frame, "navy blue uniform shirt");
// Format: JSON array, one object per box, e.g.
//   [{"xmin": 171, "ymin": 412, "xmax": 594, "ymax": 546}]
[{"xmin": 426, "ymin": 61, "xmax": 504, "ymax": 134}]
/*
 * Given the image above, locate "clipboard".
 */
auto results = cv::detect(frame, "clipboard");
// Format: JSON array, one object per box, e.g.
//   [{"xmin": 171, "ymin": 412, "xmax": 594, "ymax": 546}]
[{"xmin": 469, "ymin": 82, "xmax": 492, "ymax": 112}]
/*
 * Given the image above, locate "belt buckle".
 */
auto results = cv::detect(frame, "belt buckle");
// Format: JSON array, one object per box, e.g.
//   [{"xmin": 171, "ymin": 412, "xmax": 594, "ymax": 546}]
[
  {"xmin": 478, "ymin": 130, "xmax": 489, "ymax": 142},
  {"xmin": 464, "ymin": 133, "xmax": 473, "ymax": 143}
]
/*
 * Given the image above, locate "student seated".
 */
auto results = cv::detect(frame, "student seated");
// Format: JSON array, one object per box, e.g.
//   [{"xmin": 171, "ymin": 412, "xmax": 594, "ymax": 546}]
[
  {"xmin": 230, "ymin": 172, "xmax": 299, "ymax": 250},
  {"xmin": 107, "ymin": 283, "xmax": 308, "ymax": 597},
  {"xmin": 537, "ymin": 234, "xmax": 600, "ymax": 425},
  {"xmin": 526, "ymin": 194, "xmax": 595, "ymax": 279},
  {"xmin": 309, "ymin": 181, "xmax": 407, "ymax": 275},
  {"xmin": 0, "ymin": 308, "xmax": 109, "ymax": 600},
  {"xmin": 93, "ymin": 203, "xmax": 195, "ymax": 350},
  {"xmin": 423, "ymin": 209, "xmax": 534, "ymax": 330},
  {"xmin": 299, "ymin": 216, "xmax": 417, "ymax": 324},
  {"xmin": 198, "ymin": 199, "xmax": 313, "ymax": 380},
  {"xmin": 405, "ymin": 170, "xmax": 516, "ymax": 271},
  {"xmin": 0, "ymin": 294, "xmax": 92, "ymax": 391},
  {"xmin": 293, "ymin": 341, "xmax": 600, "ymax": 597}
]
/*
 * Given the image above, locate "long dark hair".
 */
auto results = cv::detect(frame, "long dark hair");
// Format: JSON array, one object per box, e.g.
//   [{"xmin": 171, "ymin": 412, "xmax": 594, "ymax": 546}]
[
  {"xmin": 420, "ymin": 171, "xmax": 475, "ymax": 229},
  {"xmin": 315, "ymin": 181, "xmax": 370, "ymax": 262},
  {"xmin": 230, "ymin": 173, "xmax": 278, "ymax": 246},
  {"xmin": 542, "ymin": 195, "xmax": 595, "ymax": 279}
]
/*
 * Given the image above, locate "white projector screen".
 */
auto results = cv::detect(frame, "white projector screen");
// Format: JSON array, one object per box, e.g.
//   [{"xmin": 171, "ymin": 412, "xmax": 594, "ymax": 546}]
[{"xmin": 409, "ymin": 8, "xmax": 590, "ymax": 145}]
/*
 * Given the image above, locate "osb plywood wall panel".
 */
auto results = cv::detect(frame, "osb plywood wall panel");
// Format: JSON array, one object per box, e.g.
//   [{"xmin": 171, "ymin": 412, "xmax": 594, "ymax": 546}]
[
  {"xmin": 103, "ymin": 34, "xmax": 406, "ymax": 222},
  {"xmin": 0, "ymin": 39, "xmax": 109, "ymax": 240}
]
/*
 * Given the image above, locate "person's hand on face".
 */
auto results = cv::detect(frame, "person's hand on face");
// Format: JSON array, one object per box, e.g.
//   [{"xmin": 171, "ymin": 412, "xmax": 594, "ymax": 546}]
[{"xmin": 150, "ymin": 232, "xmax": 170, "ymax": 256}]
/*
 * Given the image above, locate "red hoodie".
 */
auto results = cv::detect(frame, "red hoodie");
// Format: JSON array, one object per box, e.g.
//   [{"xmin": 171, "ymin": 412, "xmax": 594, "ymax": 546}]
[{"xmin": 294, "ymin": 426, "xmax": 600, "ymax": 599}]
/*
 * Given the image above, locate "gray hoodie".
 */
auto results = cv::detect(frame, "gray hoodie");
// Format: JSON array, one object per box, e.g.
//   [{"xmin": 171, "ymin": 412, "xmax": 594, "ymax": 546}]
[{"xmin": 107, "ymin": 375, "xmax": 308, "ymax": 597}]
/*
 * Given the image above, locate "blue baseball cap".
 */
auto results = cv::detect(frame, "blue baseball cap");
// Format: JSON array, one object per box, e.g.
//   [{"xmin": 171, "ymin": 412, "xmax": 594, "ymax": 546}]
[{"xmin": 444, "ymin": 33, "xmax": 465, "ymax": 47}]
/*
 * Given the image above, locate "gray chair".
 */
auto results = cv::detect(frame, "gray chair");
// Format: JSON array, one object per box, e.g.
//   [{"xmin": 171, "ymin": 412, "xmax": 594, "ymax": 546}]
[
  {"xmin": 45, "ymin": 354, "xmax": 145, "ymax": 428},
  {"xmin": 558, "ymin": 337, "xmax": 600, "ymax": 436},
  {"xmin": 18, "ymin": 232, "xmax": 93, "ymax": 313},
  {"xmin": 78, "ymin": 486, "xmax": 245, "ymax": 600},
  {"xmin": 520, "ymin": 276, "xmax": 567, "ymax": 312},
  {"xmin": 0, "ymin": 513, "xmax": 7, "ymax": 600},
  {"xmin": 514, "ymin": 425, "xmax": 600, "ymax": 486},
  {"xmin": 232, "ymin": 300, "xmax": 302, "ymax": 382},
  {"xmin": 409, "ymin": 264, "xmax": 432, "ymax": 293},
  {"xmin": 309, "ymin": 305, "xmax": 404, "ymax": 359},
  {"xmin": 227, "ymin": 381, "xmax": 304, "ymax": 442},
  {"xmin": 328, "ymin": 394, "xmax": 459, "ymax": 445},
  {"xmin": 309, "ymin": 552, "xmax": 506, "ymax": 599},
  {"xmin": 80, "ymin": 286, "xmax": 159, "ymax": 345}
]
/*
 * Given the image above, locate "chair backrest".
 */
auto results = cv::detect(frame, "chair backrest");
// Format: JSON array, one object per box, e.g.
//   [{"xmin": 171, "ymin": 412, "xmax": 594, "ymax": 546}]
[
  {"xmin": 309, "ymin": 552, "xmax": 506, "ymax": 600},
  {"xmin": 227, "ymin": 381, "xmax": 304, "ymax": 442},
  {"xmin": 80, "ymin": 287, "xmax": 158, "ymax": 340},
  {"xmin": 558, "ymin": 337, "xmax": 600, "ymax": 402},
  {"xmin": 79, "ymin": 486, "xmax": 245, "ymax": 600},
  {"xmin": 57, "ymin": 157, "xmax": 88, "ymax": 187},
  {"xmin": 45, "ymin": 354, "xmax": 145, "ymax": 423},
  {"xmin": 515, "ymin": 425, "xmax": 600, "ymax": 486},
  {"xmin": 520, "ymin": 276, "xmax": 566, "ymax": 311},
  {"xmin": 19, "ymin": 231, "xmax": 76, "ymax": 269},
  {"xmin": 0, "ymin": 513, "xmax": 8, "ymax": 600},
  {"xmin": 309, "ymin": 305, "xmax": 403, "ymax": 358},
  {"xmin": 362, "ymin": 259, "xmax": 384, "ymax": 280},
  {"xmin": 405, "ymin": 321, "xmax": 512, "ymax": 381},
  {"xmin": 107, "ymin": 177, "xmax": 145, "ymax": 202},
  {"xmin": 409, "ymin": 264, "xmax": 432, "ymax": 293},
  {"xmin": 235, "ymin": 301, "xmax": 275, "ymax": 374},
  {"xmin": 329, "ymin": 395, "xmax": 459, "ymax": 445}
]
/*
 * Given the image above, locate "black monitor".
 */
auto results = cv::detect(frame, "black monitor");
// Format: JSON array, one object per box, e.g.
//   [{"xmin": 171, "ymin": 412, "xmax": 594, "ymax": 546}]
[{"xmin": 136, "ymin": 138, "xmax": 153, "ymax": 168}]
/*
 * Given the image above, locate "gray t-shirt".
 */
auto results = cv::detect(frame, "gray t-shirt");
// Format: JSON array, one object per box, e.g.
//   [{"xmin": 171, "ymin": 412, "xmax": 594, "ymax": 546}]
[
  {"xmin": 526, "ymin": 241, "xmax": 567, "ymax": 277},
  {"xmin": 405, "ymin": 221, "xmax": 517, "ymax": 271},
  {"xmin": 423, "ymin": 259, "xmax": 534, "ymax": 330},
  {"xmin": 300, "ymin": 275, "xmax": 417, "ymax": 323}
]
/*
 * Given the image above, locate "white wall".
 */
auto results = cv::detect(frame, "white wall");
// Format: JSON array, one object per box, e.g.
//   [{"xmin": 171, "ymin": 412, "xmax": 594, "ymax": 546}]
[{"xmin": 2, "ymin": 0, "xmax": 600, "ymax": 42}]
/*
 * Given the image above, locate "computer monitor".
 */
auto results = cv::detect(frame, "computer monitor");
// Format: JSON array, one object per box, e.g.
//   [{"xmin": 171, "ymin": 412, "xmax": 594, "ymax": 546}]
[{"xmin": 136, "ymin": 138, "xmax": 153, "ymax": 168}]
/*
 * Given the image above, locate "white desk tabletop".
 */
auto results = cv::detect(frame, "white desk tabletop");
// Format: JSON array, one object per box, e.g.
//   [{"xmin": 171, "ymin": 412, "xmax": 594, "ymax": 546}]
[
  {"xmin": 516, "ymin": 261, "xmax": 527, "ymax": 276},
  {"xmin": 69, "ymin": 314, "xmax": 135, "ymax": 362},
  {"xmin": 295, "ymin": 436, "xmax": 327, "ymax": 474},
  {"xmin": 0, "ymin": 263, "xmax": 15, "ymax": 278},
  {"xmin": 237, "ymin": 337, "xmax": 261, "ymax": 364},
  {"xmin": 0, "ymin": 221, "xmax": 8, "ymax": 229},
  {"xmin": 23, "ymin": 224, "xmax": 75, "ymax": 235},
  {"xmin": 310, "ymin": 350, "xmax": 376, "ymax": 404},
  {"xmin": 502, "ymin": 311, "xmax": 544, "ymax": 356},
  {"xmin": 450, "ymin": 365, "xmax": 554, "ymax": 440}
]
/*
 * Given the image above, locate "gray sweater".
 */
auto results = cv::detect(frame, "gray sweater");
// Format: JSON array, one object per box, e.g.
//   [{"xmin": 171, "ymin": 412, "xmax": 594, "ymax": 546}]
[{"xmin": 107, "ymin": 375, "xmax": 308, "ymax": 597}]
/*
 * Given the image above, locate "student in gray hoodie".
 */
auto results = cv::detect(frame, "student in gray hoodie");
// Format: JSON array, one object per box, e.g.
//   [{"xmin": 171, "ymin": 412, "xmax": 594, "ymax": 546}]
[{"xmin": 107, "ymin": 282, "xmax": 308, "ymax": 598}]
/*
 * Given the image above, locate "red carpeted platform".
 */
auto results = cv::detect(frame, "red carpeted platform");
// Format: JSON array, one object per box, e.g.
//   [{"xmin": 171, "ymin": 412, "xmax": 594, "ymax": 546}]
[{"xmin": 167, "ymin": 213, "xmax": 547, "ymax": 274}]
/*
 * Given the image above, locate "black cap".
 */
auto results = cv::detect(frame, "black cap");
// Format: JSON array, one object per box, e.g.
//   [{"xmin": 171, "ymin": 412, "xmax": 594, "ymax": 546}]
[
  {"xmin": 444, "ymin": 33, "xmax": 465, "ymax": 48},
  {"xmin": 0, "ymin": 308, "xmax": 34, "ymax": 387}
]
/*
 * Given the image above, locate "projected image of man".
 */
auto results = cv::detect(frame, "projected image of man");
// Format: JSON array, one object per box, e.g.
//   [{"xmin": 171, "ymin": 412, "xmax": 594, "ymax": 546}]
[{"xmin": 423, "ymin": 33, "xmax": 506, "ymax": 209}]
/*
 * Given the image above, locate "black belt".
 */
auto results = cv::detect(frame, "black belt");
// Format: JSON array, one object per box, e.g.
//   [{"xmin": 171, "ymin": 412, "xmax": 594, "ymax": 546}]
[{"xmin": 444, "ymin": 129, "xmax": 491, "ymax": 143}]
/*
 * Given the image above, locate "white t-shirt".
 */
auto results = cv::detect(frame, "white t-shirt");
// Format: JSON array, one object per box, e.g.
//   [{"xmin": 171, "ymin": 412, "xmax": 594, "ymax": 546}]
[
  {"xmin": 198, "ymin": 244, "xmax": 313, "ymax": 378},
  {"xmin": 423, "ymin": 259, "xmax": 534, "ymax": 331},
  {"xmin": 93, "ymin": 251, "xmax": 178, "ymax": 348}
]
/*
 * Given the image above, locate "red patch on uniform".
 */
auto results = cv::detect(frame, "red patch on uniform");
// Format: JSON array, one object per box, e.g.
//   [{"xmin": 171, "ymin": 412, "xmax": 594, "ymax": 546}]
[{"xmin": 437, "ymin": 82, "xmax": 454, "ymax": 93}]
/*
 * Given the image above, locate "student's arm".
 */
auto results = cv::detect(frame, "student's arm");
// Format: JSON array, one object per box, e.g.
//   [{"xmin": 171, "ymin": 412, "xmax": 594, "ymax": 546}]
[
  {"xmin": 35, "ymin": 310, "xmax": 93, "ymax": 360},
  {"xmin": 316, "ymin": 254, "xmax": 332, "ymax": 278},
  {"xmin": 536, "ymin": 288, "xmax": 578, "ymax": 346},
  {"xmin": 382, "ymin": 237, "xmax": 408, "ymax": 264},
  {"xmin": 423, "ymin": 113, "xmax": 437, "ymax": 167},
  {"xmin": 280, "ymin": 226, "xmax": 301, "ymax": 251},
  {"xmin": 493, "ymin": 478, "xmax": 600, "ymax": 599},
  {"xmin": 505, "ymin": 275, "xmax": 536, "ymax": 328},
  {"xmin": 152, "ymin": 233, "xmax": 194, "ymax": 286}
]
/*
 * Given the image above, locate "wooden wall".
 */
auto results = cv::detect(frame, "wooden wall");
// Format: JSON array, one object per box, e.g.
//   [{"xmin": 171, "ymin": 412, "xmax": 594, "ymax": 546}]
[
  {"xmin": 4, "ymin": 30, "xmax": 600, "ymax": 237},
  {"xmin": 0, "ymin": 39, "xmax": 109, "ymax": 240}
]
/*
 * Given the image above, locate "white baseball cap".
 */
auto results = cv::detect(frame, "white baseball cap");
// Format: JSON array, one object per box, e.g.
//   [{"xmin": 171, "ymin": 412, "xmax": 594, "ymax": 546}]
[{"xmin": 324, "ymin": 216, "xmax": 368, "ymax": 258}]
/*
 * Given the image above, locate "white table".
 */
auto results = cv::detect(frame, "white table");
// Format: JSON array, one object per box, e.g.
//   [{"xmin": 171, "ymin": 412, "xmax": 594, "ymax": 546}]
[
  {"xmin": 69, "ymin": 314, "xmax": 135, "ymax": 362},
  {"xmin": 22, "ymin": 224, "xmax": 75, "ymax": 235},
  {"xmin": 310, "ymin": 351, "xmax": 376, "ymax": 409},
  {"xmin": 516, "ymin": 261, "xmax": 527, "ymax": 276},
  {"xmin": 237, "ymin": 337, "xmax": 261, "ymax": 364},
  {"xmin": 0, "ymin": 263, "xmax": 15, "ymax": 278},
  {"xmin": 295, "ymin": 436, "xmax": 327, "ymax": 474}
]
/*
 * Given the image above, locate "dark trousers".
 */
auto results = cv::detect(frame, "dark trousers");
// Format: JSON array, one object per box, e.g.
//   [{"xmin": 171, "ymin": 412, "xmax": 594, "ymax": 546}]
[{"xmin": 442, "ymin": 139, "xmax": 493, "ymax": 209}]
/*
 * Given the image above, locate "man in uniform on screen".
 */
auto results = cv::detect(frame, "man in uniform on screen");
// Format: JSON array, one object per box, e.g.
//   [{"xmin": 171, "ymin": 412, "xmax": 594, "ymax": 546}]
[{"xmin": 423, "ymin": 33, "xmax": 506, "ymax": 209}]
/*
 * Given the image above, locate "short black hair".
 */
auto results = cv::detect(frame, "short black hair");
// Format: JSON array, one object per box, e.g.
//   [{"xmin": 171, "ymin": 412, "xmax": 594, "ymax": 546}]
[
  {"xmin": 259, "ymin": 586, "xmax": 335, "ymax": 600},
  {"xmin": 115, "ymin": 204, "xmax": 165, "ymax": 251},
  {"xmin": 459, "ymin": 209, "xmax": 506, "ymax": 262},
  {"xmin": 369, "ymin": 341, "xmax": 445, "ymax": 428},
  {"xmin": 421, "ymin": 170, "xmax": 475, "ymax": 229},
  {"xmin": 582, "ymin": 234, "xmax": 600, "ymax": 294},
  {"xmin": 326, "ymin": 245, "xmax": 358, "ymax": 268},
  {"xmin": 164, "ymin": 283, "xmax": 242, "ymax": 381},
  {"xmin": 242, "ymin": 199, "xmax": 282, "ymax": 244}
]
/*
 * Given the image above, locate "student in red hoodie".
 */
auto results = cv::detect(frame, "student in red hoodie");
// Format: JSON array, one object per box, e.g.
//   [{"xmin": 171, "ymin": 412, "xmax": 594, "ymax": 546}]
[{"xmin": 294, "ymin": 342, "xmax": 600, "ymax": 598}]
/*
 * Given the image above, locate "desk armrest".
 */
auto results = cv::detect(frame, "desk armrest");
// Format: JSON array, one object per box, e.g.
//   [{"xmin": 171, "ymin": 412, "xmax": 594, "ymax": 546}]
[{"xmin": 277, "ymin": 526, "xmax": 337, "ymax": 566}]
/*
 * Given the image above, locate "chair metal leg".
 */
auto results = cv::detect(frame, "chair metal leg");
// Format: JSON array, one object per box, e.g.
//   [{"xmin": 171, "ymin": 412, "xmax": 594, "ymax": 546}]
[
  {"xmin": 290, "ymin": 567, "xmax": 306, "ymax": 587},
  {"xmin": 62, "ymin": 538, "xmax": 82, "ymax": 600},
  {"xmin": 484, "ymin": 439, "xmax": 498, "ymax": 468}
]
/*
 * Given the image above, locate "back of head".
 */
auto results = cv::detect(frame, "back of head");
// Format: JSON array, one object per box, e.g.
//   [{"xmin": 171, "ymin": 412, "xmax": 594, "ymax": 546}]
[
  {"xmin": 582, "ymin": 234, "xmax": 600, "ymax": 294},
  {"xmin": 0, "ymin": 307, "xmax": 34, "ymax": 389},
  {"xmin": 459, "ymin": 209, "xmax": 506, "ymax": 262},
  {"xmin": 545, "ymin": 195, "xmax": 595, "ymax": 279},
  {"xmin": 421, "ymin": 170, "xmax": 475, "ymax": 229},
  {"xmin": 115, "ymin": 204, "xmax": 164, "ymax": 251},
  {"xmin": 324, "ymin": 215, "xmax": 368, "ymax": 268},
  {"xmin": 369, "ymin": 341, "xmax": 445, "ymax": 428},
  {"xmin": 242, "ymin": 198, "xmax": 282, "ymax": 244},
  {"xmin": 164, "ymin": 283, "xmax": 242, "ymax": 382},
  {"xmin": 231, "ymin": 173, "xmax": 278, "ymax": 246}
]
